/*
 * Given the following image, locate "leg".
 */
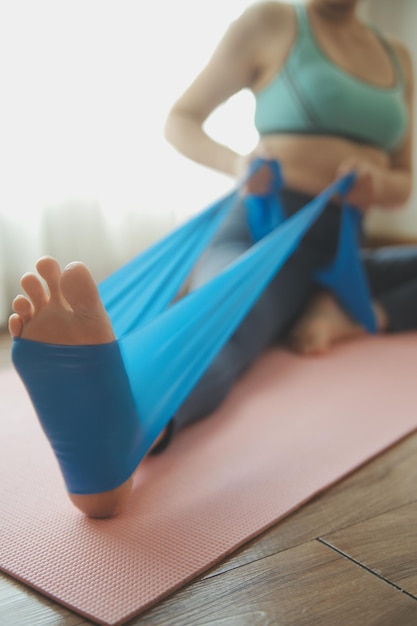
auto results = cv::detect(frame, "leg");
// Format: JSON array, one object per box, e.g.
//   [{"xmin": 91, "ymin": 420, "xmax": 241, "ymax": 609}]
[
  {"xmin": 288, "ymin": 244, "xmax": 417, "ymax": 355},
  {"xmin": 362, "ymin": 246, "xmax": 417, "ymax": 332},
  {"xmin": 10, "ymin": 257, "xmax": 134, "ymax": 518},
  {"xmin": 170, "ymin": 250, "xmax": 318, "ymax": 433},
  {"xmin": 154, "ymin": 192, "xmax": 344, "ymax": 449},
  {"xmin": 288, "ymin": 289, "xmax": 387, "ymax": 356}
]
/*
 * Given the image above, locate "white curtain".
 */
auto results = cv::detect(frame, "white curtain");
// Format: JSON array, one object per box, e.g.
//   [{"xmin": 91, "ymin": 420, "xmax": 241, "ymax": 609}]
[{"xmin": 0, "ymin": 0, "xmax": 257, "ymax": 326}]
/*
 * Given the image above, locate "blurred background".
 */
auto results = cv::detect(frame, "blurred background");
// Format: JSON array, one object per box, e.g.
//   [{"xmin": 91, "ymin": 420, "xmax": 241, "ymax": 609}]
[{"xmin": 0, "ymin": 0, "xmax": 415, "ymax": 326}]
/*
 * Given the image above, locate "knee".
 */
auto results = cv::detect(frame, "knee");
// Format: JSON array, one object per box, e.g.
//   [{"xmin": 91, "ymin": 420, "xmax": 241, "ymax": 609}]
[{"xmin": 68, "ymin": 476, "xmax": 133, "ymax": 519}]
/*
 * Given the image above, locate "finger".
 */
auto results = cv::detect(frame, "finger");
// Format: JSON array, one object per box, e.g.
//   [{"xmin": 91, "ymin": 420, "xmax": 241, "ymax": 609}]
[{"xmin": 337, "ymin": 157, "xmax": 359, "ymax": 177}]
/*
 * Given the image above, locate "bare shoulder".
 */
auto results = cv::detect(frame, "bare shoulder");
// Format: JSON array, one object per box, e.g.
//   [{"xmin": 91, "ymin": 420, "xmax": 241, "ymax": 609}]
[
  {"xmin": 245, "ymin": 0, "xmax": 293, "ymax": 20},
  {"xmin": 215, "ymin": 1, "xmax": 295, "ymax": 76},
  {"xmin": 235, "ymin": 1, "xmax": 294, "ymax": 36},
  {"xmin": 231, "ymin": 2, "xmax": 296, "ymax": 91}
]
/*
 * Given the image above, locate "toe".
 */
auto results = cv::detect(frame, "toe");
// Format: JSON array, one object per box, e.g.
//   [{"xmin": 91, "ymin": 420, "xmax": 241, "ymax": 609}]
[
  {"xmin": 21, "ymin": 273, "xmax": 48, "ymax": 312},
  {"xmin": 8, "ymin": 313, "xmax": 24, "ymax": 338},
  {"xmin": 60, "ymin": 262, "xmax": 104, "ymax": 317},
  {"xmin": 36, "ymin": 256, "xmax": 64, "ymax": 303},
  {"xmin": 12, "ymin": 294, "xmax": 34, "ymax": 323}
]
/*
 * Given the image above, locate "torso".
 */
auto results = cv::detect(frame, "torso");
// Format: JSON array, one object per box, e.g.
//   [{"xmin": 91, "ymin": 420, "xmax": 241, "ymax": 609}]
[
  {"xmin": 249, "ymin": 2, "xmax": 408, "ymax": 196},
  {"xmin": 257, "ymin": 134, "xmax": 390, "ymax": 196}
]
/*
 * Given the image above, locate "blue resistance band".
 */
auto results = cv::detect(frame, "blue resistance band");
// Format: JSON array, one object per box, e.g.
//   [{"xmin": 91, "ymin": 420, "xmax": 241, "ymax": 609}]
[
  {"xmin": 12, "ymin": 160, "xmax": 376, "ymax": 494},
  {"xmin": 12, "ymin": 339, "xmax": 141, "ymax": 495}
]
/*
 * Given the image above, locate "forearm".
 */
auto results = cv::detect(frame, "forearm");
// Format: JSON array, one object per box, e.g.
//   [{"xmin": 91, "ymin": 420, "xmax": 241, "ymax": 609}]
[
  {"xmin": 164, "ymin": 110, "xmax": 240, "ymax": 177},
  {"xmin": 378, "ymin": 167, "xmax": 413, "ymax": 209}
]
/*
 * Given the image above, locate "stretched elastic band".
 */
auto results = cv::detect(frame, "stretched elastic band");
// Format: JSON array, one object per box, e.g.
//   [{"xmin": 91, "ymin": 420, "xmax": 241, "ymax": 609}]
[{"xmin": 12, "ymin": 338, "xmax": 142, "ymax": 494}]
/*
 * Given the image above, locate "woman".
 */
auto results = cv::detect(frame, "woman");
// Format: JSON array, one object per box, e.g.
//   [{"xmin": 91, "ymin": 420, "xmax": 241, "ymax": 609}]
[
  {"xmin": 9, "ymin": 0, "xmax": 415, "ymax": 517},
  {"xmin": 165, "ymin": 0, "xmax": 413, "ymax": 211},
  {"xmin": 160, "ymin": 0, "xmax": 415, "ymax": 435}
]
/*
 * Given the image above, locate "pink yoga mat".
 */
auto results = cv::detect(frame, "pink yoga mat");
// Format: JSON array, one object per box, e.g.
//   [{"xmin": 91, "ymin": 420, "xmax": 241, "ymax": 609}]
[{"xmin": 1, "ymin": 334, "xmax": 417, "ymax": 625}]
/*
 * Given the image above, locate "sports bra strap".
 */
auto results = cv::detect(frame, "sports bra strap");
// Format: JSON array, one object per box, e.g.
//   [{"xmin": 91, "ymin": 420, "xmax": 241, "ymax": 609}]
[
  {"xmin": 294, "ymin": 3, "xmax": 309, "ymax": 35},
  {"xmin": 370, "ymin": 25, "xmax": 404, "ymax": 86}
]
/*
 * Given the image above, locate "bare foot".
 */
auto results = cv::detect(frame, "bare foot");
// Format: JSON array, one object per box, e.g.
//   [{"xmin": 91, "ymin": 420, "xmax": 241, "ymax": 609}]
[
  {"xmin": 9, "ymin": 257, "xmax": 133, "ymax": 517},
  {"xmin": 289, "ymin": 291, "xmax": 367, "ymax": 356},
  {"xmin": 10, "ymin": 257, "xmax": 169, "ymax": 517}
]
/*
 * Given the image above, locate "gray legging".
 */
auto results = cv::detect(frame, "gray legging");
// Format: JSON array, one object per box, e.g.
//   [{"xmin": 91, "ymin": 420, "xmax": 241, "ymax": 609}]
[{"xmin": 152, "ymin": 188, "xmax": 417, "ymax": 452}]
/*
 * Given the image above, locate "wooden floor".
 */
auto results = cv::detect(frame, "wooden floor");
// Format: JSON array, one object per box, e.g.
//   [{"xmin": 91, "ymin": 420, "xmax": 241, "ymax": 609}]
[{"xmin": 1, "ymin": 331, "xmax": 417, "ymax": 626}]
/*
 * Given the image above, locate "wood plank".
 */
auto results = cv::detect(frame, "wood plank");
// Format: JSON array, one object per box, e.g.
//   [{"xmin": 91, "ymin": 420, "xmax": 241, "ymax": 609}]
[
  {"xmin": 0, "ymin": 572, "xmax": 88, "ymax": 626},
  {"xmin": 322, "ymin": 501, "xmax": 417, "ymax": 597},
  {"xmin": 206, "ymin": 430, "xmax": 417, "ymax": 578},
  {"xmin": 135, "ymin": 540, "xmax": 417, "ymax": 626},
  {"xmin": 3, "ymin": 538, "xmax": 416, "ymax": 626}
]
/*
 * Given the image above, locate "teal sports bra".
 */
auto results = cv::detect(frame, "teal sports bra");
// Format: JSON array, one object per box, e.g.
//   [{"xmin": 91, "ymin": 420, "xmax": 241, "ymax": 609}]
[{"xmin": 254, "ymin": 4, "xmax": 408, "ymax": 152}]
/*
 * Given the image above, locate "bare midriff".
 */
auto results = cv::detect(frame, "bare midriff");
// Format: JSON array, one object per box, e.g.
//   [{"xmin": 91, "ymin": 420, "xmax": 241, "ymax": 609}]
[{"xmin": 258, "ymin": 134, "xmax": 390, "ymax": 196}]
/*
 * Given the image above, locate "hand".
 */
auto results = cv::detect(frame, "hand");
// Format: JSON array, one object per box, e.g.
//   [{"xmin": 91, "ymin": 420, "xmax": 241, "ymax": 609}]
[
  {"xmin": 235, "ymin": 148, "xmax": 276, "ymax": 196},
  {"xmin": 337, "ymin": 157, "xmax": 384, "ymax": 212}
]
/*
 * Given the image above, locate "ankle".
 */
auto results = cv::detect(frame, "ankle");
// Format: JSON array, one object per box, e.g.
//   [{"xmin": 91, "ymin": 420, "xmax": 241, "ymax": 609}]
[{"xmin": 374, "ymin": 302, "xmax": 389, "ymax": 332}]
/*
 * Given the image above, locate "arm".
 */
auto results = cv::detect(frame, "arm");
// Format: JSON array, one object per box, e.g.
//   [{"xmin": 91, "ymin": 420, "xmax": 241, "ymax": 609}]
[
  {"xmin": 382, "ymin": 41, "xmax": 414, "ymax": 208},
  {"xmin": 164, "ymin": 3, "xmax": 282, "ymax": 178},
  {"xmin": 341, "ymin": 42, "xmax": 414, "ymax": 211}
]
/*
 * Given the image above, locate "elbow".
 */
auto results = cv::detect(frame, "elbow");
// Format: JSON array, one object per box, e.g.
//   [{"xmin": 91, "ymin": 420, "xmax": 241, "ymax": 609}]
[
  {"xmin": 164, "ymin": 103, "xmax": 188, "ymax": 145},
  {"xmin": 164, "ymin": 109, "xmax": 177, "ymax": 147},
  {"xmin": 393, "ymin": 182, "xmax": 413, "ymax": 209},
  {"xmin": 405, "ymin": 177, "xmax": 414, "ymax": 204},
  {"xmin": 164, "ymin": 105, "xmax": 204, "ymax": 150},
  {"xmin": 398, "ymin": 174, "xmax": 413, "ymax": 206},
  {"xmin": 380, "ymin": 172, "xmax": 413, "ymax": 210},
  {"xmin": 385, "ymin": 190, "xmax": 412, "ymax": 211},
  {"xmin": 164, "ymin": 106, "xmax": 184, "ymax": 150}
]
